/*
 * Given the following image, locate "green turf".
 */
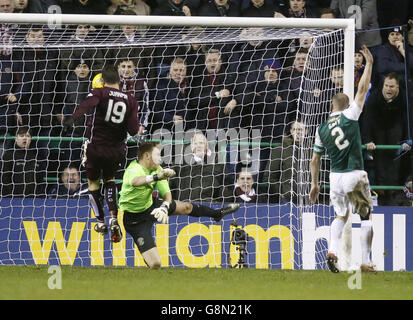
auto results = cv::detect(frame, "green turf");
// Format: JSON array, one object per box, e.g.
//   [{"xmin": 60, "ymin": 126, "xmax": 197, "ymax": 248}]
[{"xmin": 0, "ymin": 265, "xmax": 412, "ymax": 300}]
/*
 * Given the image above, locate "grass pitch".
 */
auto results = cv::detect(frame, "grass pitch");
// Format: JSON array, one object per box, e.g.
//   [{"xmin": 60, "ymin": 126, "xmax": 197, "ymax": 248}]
[{"xmin": 0, "ymin": 265, "xmax": 412, "ymax": 300}]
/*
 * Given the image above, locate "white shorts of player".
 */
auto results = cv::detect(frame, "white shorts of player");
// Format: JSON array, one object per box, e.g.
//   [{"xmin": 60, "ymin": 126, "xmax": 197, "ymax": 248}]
[{"xmin": 329, "ymin": 170, "xmax": 371, "ymax": 217}]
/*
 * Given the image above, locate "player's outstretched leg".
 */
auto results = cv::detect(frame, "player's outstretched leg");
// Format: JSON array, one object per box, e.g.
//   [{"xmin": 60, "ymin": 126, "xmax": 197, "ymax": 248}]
[
  {"xmin": 178, "ymin": 202, "xmax": 240, "ymax": 222},
  {"xmin": 214, "ymin": 203, "xmax": 240, "ymax": 222}
]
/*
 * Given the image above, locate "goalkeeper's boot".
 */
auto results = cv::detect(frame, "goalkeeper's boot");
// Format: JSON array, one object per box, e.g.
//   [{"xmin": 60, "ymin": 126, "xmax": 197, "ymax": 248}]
[
  {"xmin": 326, "ymin": 253, "xmax": 340, "ymax": 273},
  {"xmin": 214, "ymin": 203, "xmax": 240, "ymax": 222},
  {"xmin": 94, "ymin": 222, "xmax": 108, "ymax": 235},
  {"xmin": 109, "ymin": 218, "xmax": 123, "ymax": 243}
]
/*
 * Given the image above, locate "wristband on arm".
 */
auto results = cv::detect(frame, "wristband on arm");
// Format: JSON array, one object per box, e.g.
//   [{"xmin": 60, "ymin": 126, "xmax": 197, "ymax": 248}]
[{"xmin": 145, "ymin": 174, "xmax": 159, "ymax": 184}]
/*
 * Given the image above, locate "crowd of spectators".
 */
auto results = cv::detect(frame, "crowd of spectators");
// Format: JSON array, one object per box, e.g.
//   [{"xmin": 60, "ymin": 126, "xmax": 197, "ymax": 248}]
[{"xmin": 0, "ymin": 0, "xmax": 412, "ymax": 206}]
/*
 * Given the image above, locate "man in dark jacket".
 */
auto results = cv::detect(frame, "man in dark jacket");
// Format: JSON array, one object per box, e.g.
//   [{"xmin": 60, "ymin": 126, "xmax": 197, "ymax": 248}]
[
  {"xmin": 361, "ymin": 73, "xmax": 411, "ymax": 205},
  {"xmin": 372, "ymin": 27, "xmax": 413, "ymax": 88},
  {"xmin": 152, "ymin": 0, "xmax": 195, "ymax": 15},
  {"xmin": 198, "ymin": 0, "xmax": 240, "ymax": 16},
  {"xmin": 12, "ymin": 26, "xmax": 59, "ymax": 137},
  {"xmin": 170, "ymin": 132, "xmax": 225, "ymax": 202},
  {"xmin": 151, "ymin": 58, "xmax": 189, "ymax": 133},
  {"xmin": 47, "ymin": 165, "xmax": 88, "ymax": 198},
  {"xmin": 1, "ymin": 126, "xmax": 46, "ymax": 197},
  {"xmin": 241, "ymin": 0, "xmax": 280, "ymax": 17}
]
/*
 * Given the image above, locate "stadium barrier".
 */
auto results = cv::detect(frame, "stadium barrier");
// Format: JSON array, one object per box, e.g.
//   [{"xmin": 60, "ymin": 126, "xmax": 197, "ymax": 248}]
[{"xmin": 1, "ymin": 198, "xmax": 411, "ymax": 271}]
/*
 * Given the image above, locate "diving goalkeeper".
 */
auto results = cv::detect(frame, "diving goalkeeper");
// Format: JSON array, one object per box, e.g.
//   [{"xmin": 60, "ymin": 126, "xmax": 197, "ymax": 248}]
[{"xmin": 119, "ymin": 142, "xmax": 240, "ymax": 269}]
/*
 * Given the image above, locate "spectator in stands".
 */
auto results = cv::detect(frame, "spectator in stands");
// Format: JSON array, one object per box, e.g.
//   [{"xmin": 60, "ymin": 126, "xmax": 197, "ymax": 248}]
[
  {"xmin": 179, "ymin": 27, "xmax": 208, "ymax": 83},
  {"xmin": 274, "ymin": 0, "xmax": 319, "ymax": 18},
  {"xmin": 47, "ymin": 165, "xmax": 88, "ymax": 198},
  {"xmin": 283, "ymin": 33, "xmax": 313, "ymax": 69},
  {"xmin": 0, "ymin": 0, "xmax": 16, "ymax": 57},
  {"xmin": 329, "ymin": 64, "xmax": 344, "ymax": 91},
  {"xmin": 230, "ymin": 28, "xmax": 280, "ymax": 128},
  {"xmin": 107, "ymin": 0, "xmax": 151, "ymax": 15},
  {"xmin": 330, "ymin": 0, "xmax": 382, "ymax": 48},
  {"xmin": 354, "ymin": 50, "xmax": 365, "ymax": 95},
  {"xmin": 59, "ymin": 24, "xmax": 104, "ymax": 78},
  {"xmin": 362, "ymin": 73, "xmax": 411, "ymax": 206},
  {"xmin": 61, "ymin": 0, "xmax": 109, "ymax": 15},
  {"xmin": 0, "ymin": 53, "xmax": 21, "ymax": 136},
  {"xmin": 12, "ymin": 0, "xmax": 30, "ymax": 13},
  {"xmin": 26, "ymin": 0, "xmax": 61, "ymax": 13},
  {"xmin": 106, "ymin": 12, "xmax": 154, "ymax": 80},
  {"xmin": 151, "ymin": 57, "xmax": 189, "ymax": 133},
  {"xmin": 0, "ymin": 0, "xmax": 13, "ymax": 12},
  {"xmin": 253, "ymin": 60, "xmax": 290, "ymax": 181},
  {"xmin": 224, "ymin": 168, "xmax": 269, "ymax": 203},
  {"xmin": 1, "ymin": 126, "xmax": 46, "ymax": 197},
  {"xmin": 152, "ymin": 0, "xmax": 193, "ymax": 16},
  {"xmin": 372, "ymin": 27, "xmax": 413, "ymax": 89},
  {"xmin": 12, "ymin": 26, "xmax": 58, "ymax": 138},
  {"xmin": 187, "ymin": 48, "xmax": 237, "ymax": 131},
  {"xmin": 117, "ymin": 57, "xmax": 150, "ymax": 135},
  {"xmin": 56, "ymin": 57, "xmax": 93, "ymax": 164},
  {"xmin": 170, "ymin": 132, "xmax": 225, "ymax": 202},
  {"xmin": 283, "ymin": 47, "xmax": 308, "ymax": 114},
  {"xmin": 198, "ymin": 0, "xmax": 240, "ymax": 17},
  {"xmin": 241, "ymin": 0, "xmax": 280, "ymax": 17},
  {"xmin": 319, "ymin": 7, "xmax": 336, "ymax": 19},
  {"xmin": 266, "ymin": 120, "xmax": 308, "ymax": 204}
]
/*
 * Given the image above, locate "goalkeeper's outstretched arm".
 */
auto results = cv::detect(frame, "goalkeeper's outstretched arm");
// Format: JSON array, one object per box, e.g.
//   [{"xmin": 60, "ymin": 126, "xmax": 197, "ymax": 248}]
[
  {"xmin": 131, "ymin": 168, "xmax": 176, "ymax": 187},
  {"xmin": 354, "ymin": 45, "xmax": 374, "ymax": 109}
]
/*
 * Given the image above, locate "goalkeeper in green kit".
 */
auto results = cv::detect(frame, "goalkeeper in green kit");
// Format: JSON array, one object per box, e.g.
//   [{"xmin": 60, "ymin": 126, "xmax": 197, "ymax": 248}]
[{"xmin": 119, "ymin": 142, "xmax": 240, "ymax": 269}]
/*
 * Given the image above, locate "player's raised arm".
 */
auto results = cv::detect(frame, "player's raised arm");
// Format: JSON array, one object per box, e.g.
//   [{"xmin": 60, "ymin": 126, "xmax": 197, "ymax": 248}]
[{"xmin": 354, "ymin": 45, "xmax": 374, "ymax": 110}]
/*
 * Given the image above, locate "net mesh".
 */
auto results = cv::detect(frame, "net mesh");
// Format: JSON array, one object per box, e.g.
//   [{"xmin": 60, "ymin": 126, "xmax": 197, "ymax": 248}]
[{"xmin": 0, "ymin": 22, "xmax": 346, "ymax": 269}]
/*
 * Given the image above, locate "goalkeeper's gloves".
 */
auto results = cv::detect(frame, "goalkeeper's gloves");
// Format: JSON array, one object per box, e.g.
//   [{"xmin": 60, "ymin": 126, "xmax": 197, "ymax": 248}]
[
  {"xmin": 157, "ymin": 168, "xmax": 176, "ymax": 180},
  {"xmin": 150, "ymin": 202, "xmax": 169, "ymax": 224}
]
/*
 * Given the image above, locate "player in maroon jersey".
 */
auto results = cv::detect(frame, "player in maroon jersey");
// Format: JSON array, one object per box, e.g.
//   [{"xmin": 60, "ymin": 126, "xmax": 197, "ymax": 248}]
[{"xmin": 64, "ymin": 64, "xmax": 140, "ymax": 242}]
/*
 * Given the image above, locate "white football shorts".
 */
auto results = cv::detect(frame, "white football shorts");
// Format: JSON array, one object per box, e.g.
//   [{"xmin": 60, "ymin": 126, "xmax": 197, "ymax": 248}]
[{"xmin": 329, "ymin": 170, "xmax": 371, "ymax": 217}]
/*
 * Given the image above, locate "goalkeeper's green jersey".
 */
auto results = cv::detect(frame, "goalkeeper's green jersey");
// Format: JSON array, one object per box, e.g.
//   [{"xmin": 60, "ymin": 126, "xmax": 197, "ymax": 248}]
[
  {"xmin": 313, "ymin": 102, "xmax": 364, "ymax": 173},
  {"xmin": 119, "ymin": 160, "xmax": 171, "ymax": 213}
]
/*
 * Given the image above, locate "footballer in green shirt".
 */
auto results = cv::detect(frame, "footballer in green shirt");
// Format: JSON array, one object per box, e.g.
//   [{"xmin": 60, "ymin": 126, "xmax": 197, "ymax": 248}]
[
  {"xmin": 309, "ymin": 46, "xmax": 375, "ymax": 273},
  {"xmin": 119, "ymin": 142, "xmax": 240, "ymax": 269}
]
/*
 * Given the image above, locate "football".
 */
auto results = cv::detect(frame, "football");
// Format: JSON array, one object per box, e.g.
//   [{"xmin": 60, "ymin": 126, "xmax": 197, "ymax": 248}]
[{"xmin": 92, "ymin": 73, "xmax": 103, "ymax": 88}]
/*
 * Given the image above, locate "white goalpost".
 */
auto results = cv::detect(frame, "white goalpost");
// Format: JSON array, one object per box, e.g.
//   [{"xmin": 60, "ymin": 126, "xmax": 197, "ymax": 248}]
[{"xmin": 0, "ymin": 13, "xmax": 355, "ymax": 270}]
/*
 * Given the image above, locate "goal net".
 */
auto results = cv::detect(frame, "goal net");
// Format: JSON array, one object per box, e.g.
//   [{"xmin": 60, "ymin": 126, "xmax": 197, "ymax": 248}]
[{"xmin": 0, "ymin": 14, "xmax": 353, "ymax": 269}]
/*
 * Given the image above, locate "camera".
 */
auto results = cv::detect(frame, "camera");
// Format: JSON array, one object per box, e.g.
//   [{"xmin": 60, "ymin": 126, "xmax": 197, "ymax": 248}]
[
  {"xmin": 231, "ymin": 228, "xmax": 247, "ymax": 247},
  {"xmin": 230, "ymin": 221, "xmax": 248, "ymax": 268}
]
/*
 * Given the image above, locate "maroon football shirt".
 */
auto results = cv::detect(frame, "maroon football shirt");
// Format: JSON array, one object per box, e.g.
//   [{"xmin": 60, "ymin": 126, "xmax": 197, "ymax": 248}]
[{"xmin": 73, "ymin": 86, "xmax": 139, "ymax": 150}]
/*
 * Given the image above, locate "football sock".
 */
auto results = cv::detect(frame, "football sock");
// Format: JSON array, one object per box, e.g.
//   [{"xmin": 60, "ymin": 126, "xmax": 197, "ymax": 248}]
[
  {"xmin": 329, "ymin": 217, "xmax": 346, "ymax": 256},
  {"xmin": 104, "ymin": 181, "xmax": 118, "ymax": 219},
  {"xmin": 360, "ymin": 220, "xmax": 373, "ymax": 265},
  {"xmin": 189, "ymin": 204, "xmax": 220, "ymax": 219},
  {"xmin": 89, "ymin": 189, "xmax": 105, "ymax": 222}
]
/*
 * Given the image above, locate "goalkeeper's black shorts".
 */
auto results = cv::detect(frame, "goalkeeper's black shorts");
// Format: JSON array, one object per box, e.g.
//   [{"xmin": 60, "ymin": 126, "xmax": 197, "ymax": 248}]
[{"xmin": 123, "ymin": 198, "xmax": 176, "ymax": 254}]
